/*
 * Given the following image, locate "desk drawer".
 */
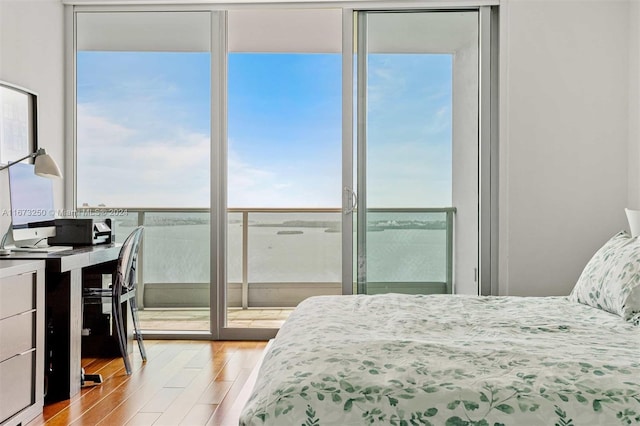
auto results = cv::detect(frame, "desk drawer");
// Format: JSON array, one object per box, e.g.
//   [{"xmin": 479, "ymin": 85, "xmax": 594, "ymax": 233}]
[
  {"xmin": 0, "ymin": 272, "xmax": 34, "ymax": 321},
  {"xmin": 0, "ymin": 350, "xmax": 34, "ymax": 424},
  {"xmin": 0, "ymin": 312, "xmax": 35, "ymax": 363}
]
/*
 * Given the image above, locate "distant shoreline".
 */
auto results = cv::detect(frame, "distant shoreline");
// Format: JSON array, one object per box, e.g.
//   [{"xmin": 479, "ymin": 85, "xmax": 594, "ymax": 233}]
[{"xmin": 114, "ymin": 218, "xmax": 447, "ymax": 231}]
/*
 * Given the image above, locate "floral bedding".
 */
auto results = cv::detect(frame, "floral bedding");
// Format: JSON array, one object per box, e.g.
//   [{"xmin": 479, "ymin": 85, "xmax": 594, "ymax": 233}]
[{"xmin": 240, "ymin": 294, "xmax": 640, "ymax": 426}]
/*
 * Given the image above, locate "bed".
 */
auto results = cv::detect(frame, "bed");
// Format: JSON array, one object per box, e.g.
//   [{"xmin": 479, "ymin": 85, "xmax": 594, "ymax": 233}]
[{"xmin": 240, "ymin": 232, "xmax": 640, "ymax": 426}]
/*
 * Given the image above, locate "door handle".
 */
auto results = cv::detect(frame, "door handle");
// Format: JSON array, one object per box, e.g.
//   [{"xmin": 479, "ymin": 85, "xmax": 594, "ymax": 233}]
[{"xmin": 344, "ymin": 187, "xmax": 358, "ymax": 215}]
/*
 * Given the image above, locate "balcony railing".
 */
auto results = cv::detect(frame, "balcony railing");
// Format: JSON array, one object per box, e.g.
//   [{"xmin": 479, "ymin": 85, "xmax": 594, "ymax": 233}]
[{"xmin": 77, "ymin": 207, "xmax": 455, "ymax": 309}]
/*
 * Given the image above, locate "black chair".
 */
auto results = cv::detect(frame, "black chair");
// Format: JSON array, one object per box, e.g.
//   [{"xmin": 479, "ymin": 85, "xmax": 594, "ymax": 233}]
[{"xmin": 82, "ymin": 226, "xmax": 147, "ymax": 375}]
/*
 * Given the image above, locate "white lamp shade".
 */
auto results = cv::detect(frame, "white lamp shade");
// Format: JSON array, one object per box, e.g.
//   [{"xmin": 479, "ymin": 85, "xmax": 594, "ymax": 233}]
[
  {"xmin": 34, "ymin": 152, "xmax": 62, "ymax": 179},
  {"xmin": 625, "ymin": 208, "xmax": 640, "ymax": 237}
]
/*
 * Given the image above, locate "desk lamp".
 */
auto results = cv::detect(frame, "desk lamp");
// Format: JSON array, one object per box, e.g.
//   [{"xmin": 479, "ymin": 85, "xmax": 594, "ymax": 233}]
[
  {"xmin": 0, "ymin": 148, "xmax": 63, "ymax": 177},
  {"xmin": 0, "ymin": 148, "xmax": 62, "ymax": 255}
]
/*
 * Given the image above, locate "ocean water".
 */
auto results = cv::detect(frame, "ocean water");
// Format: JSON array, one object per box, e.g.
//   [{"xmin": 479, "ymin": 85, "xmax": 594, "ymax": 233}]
[{"xmin": 113, "ymin": 211, "xmax": 447, "ymax": 285}]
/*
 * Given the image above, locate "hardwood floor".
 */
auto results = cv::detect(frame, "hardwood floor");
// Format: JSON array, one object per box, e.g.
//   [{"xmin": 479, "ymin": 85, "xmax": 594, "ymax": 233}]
[{"xmin": 27, "ymin": 340, "xmax": 268, "ymax": 426}]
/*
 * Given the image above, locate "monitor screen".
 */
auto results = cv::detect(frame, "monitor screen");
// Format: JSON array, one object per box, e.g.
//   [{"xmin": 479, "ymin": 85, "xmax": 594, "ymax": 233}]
[{"xmin": 8, "ymin": 162, "xmax": 56, "ymax": 242}]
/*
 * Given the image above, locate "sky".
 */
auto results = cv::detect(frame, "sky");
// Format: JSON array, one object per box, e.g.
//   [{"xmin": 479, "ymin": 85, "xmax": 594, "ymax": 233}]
[{"xmin": 76, "ymin": 51, "xmax": 452, "ymax": 209}]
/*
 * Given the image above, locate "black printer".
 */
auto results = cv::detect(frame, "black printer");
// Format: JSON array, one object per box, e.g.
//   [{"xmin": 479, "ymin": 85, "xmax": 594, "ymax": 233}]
[{"xmin": 48, "ymin": 218, "xmax": 114, "ymax": 246}]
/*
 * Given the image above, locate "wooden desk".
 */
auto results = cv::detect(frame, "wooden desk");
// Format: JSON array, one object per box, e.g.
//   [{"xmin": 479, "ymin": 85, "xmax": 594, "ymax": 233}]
[{"xmin": 0, "ymin": 244, "xmax": 120, "ymax": 402}]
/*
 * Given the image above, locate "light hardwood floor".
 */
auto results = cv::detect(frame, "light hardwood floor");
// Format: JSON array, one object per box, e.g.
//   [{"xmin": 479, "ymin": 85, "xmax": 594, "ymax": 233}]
[
  {"xmin": 138, "ymin": 309, "xmax": 294, "ymax": 331},
  {"xmin": 27, "ymin": 340, "xmax": 268, "ymax": 426}
]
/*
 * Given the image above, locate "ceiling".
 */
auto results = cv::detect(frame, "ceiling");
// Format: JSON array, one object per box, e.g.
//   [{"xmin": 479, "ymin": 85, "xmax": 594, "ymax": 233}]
[{"xmin": 77, "ymin": 9, "xmax": 478, "ymax": 54}]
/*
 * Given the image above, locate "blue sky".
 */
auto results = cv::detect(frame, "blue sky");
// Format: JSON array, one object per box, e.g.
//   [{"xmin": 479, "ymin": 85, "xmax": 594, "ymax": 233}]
[
  {"xmin": 366, "ymin": 54, "xmax": 452, "ymax": 207},
  {"xmin": 76, "ymin": 51, "xmax": 451, "ymax": 208},
  {"xmin": 228, "ymin": 53, "xmax": 342, "ymax": 207}
]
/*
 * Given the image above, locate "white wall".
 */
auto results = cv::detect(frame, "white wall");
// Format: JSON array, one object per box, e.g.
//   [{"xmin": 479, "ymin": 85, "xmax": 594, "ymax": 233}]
[
  {"xmin": 629, "ymin": 0, "xmax": 640, "ymax": 209},
  {"xmin": 499, "ymin": 0, "xmax": 631, "ymax": 296},
  {"xmin": 0, "ymin": 0, "xmax": 65, "ymax": 235}
]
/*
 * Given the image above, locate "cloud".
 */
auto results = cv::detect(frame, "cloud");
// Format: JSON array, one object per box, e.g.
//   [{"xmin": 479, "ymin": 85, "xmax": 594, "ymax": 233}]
[
  {"xmin": 76, "ymin": 106, "xmax": 328, "ymax": 209},
  {"xmin": 367, "ymin": 137, "xmax": 452, "ymax": 208},
  {"xmin": 423, "ymin": 106, "xmax": 451, "ymax": 135},
  {"xmin": 227, "ymin": 147, "xmax": 306, "ymax": 207},
  {"xmin": 76, "ymin": 104, "xmax": 134, "ymax": 146},
  {"xmin": 75, "ymin": 51, "xmax": 455, "ymax": 210},
  {"xmin": 76, "ymin": 104, "xmax": 210, "ymax": 207},
  {"xmin": 365, "ymin": 54, "xmax": 452, "ymax": 121}
]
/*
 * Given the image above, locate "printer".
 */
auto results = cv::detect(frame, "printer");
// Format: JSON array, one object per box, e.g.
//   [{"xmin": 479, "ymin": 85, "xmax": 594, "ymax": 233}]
[{"xmin": 48, "ymin": 218, "xmax": 114, "ymax": 246}]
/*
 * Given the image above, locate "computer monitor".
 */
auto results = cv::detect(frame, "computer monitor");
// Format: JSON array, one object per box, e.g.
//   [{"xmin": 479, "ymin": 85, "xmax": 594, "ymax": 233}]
[{"xmin": 8, "ymin": 162, "xmax": 56, "ymax": 245}]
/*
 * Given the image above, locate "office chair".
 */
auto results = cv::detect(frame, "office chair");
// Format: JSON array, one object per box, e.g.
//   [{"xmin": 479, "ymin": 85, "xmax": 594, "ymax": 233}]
[{"xmin": 82, "ymin": 226, "xmax": 147, "ymax": 376}]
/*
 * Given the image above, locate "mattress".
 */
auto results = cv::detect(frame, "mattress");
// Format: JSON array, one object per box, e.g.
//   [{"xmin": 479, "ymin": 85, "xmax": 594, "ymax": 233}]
[{"xmin": 240, "ymin": 293, "xmax": 640, "ymax": 425}]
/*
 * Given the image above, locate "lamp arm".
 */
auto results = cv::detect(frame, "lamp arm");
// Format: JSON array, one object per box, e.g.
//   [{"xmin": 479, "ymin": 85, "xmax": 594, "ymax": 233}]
[
  {"xmin": 0, "ymin": 149, "xmax": 43, "ymax": 171},
  {"xmin": 0, "ymin": 224, "xmax": 10, "ymax": 249}
]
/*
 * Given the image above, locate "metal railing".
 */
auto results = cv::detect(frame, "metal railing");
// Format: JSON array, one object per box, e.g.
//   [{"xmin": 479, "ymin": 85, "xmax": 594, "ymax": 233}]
[
  {"xmin": 77, "ymin": 206, "xmax": 455, "ymax": 308},
  {"xmin": 364, "ymin": 207, "xmax": 456, "ymax": 294},
  {"xmin": 228, "ymin": 207, "xmax": 341, "ymax": 308}
]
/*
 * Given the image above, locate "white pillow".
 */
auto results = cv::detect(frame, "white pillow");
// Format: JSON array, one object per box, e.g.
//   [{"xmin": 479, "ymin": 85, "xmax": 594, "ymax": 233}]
[
  {"xmin": 569, "ymin": 231, "xmax": 640, "ymax": 321},
  {"xmin": 625, "ymin": 208, "xmax": 640, "ymax": 237}
]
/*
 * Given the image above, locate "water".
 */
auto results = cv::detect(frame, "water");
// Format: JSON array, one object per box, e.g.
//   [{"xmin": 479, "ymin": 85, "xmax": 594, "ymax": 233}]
[{"xmin": 112, "ymin": 211, "xmax": 447, "ymax": 285}]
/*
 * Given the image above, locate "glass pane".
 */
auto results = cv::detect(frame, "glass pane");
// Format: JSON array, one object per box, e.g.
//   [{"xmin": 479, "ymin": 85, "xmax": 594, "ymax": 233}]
[
  {"xmin": 366, "ymin": 45, "xmax": 453, "ymax": 207},
  {"xmin": 76, "ymin": 51, "xmax": 211, "ymax": 208},
  {"xmin": 226, "ymin": 9, "xmax": 342, "ymax": 329},
  {"xmin": 227, "ymin": 211, "xmax": 243, "ymax": 285},
  {"xmin": 247, "ymin": 212, "xmax": 340, "ymax": 284},
  {"xmin": 360, "ymin": 11, "xmax": 478, "ymax": 295},
  {"xmin": 76, "ymin": 11, "xmax": 211, "ymax": 332},
  {"xmin": 227, "ymin": 53, "xmax": 341, "ymax": 209},
  {"xmin": 365, "ymin": 211, "xmax": 447, "ymax": 294},
  {"xmin": 142, "ymin": 212, "xmax": 209, "ymax": 285}
]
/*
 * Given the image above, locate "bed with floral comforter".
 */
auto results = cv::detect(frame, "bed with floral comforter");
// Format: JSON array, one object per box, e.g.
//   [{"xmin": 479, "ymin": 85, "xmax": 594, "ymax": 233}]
[{"xmin": 240, "ymin": 294, "xmax": 640, "ymax": 426}]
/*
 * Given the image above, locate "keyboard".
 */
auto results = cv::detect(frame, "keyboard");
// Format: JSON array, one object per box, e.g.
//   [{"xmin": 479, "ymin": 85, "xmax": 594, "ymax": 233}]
[{"xmin": 12, "ymin": 245, "xmax": 74, "ymax": 253}]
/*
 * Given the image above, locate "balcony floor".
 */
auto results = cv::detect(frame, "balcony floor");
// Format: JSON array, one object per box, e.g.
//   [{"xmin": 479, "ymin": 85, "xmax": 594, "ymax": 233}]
[{"xmin": 138, "ymin": 307, "xmax": 294, "ymax": 330}]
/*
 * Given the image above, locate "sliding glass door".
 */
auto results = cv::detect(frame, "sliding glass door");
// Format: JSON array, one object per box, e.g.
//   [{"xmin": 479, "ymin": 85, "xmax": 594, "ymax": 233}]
[
  {"xmin": 219, "ymin": 9, "xmax": 343, "ymax": 338},
  {"xmin": 75, "ymin": 11, "xmax": 213, "ymax": 334},
  {"xmin": 354, "ymin": 10, "xmax": 481, "ymax": 296},
  {"xmin": 72, "ymin": 6, "xmax": 495, "ymax": 339}
]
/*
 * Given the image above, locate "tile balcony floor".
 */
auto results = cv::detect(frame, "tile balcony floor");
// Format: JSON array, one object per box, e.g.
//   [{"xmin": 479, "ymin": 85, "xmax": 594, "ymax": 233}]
[{"xmin": 138, "ymin": 308, "xmax": 294, "ymax": 330}]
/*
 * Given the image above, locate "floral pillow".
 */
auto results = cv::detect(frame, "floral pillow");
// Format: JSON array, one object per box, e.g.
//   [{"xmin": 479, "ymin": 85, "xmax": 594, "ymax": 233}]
[{"xmin": 569, "ymin": 231, "xmax": 640, "ymax": 322}]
